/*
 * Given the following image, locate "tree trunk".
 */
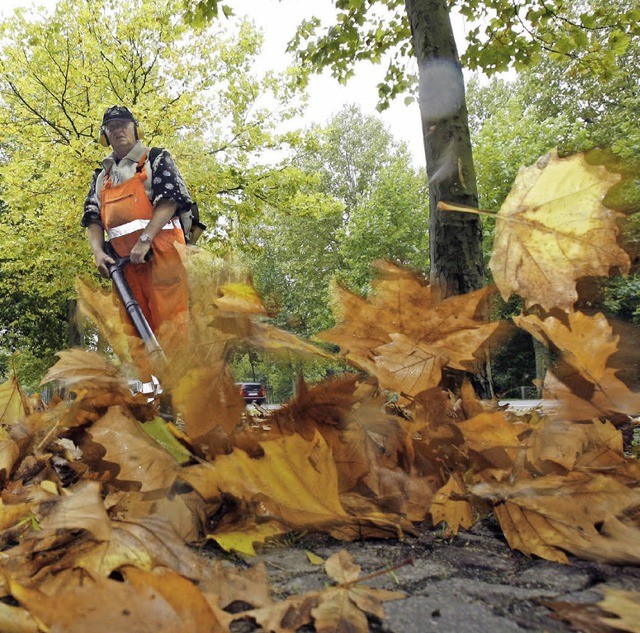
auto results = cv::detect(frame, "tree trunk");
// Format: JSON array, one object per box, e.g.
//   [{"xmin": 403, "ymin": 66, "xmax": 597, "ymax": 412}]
[
  {"xmin": 405, "ymin": 0, "xmax": 489, "ymax": 397},
  {"xmin": 405, "ymin": 0, "xmax": 485, "ymax": 301},
  {"xmin": 67, "ymin": 299, "xmax": 82, "ymax": 348},
  {"xmin": 533, "ymin": 337, "xmax": 552, "ymax": 397}
]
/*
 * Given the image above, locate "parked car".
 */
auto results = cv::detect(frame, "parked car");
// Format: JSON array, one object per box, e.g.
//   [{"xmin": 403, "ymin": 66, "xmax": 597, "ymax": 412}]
[{"xmin": 236, "ymin": 382, "xmax": 267, "ymax": 405}]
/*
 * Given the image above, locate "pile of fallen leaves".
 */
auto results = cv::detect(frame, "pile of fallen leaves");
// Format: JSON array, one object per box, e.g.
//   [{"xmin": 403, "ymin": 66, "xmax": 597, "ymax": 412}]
[{"xmin": 0, "ymin": 150, "xmax": 639, "ymax": 631}]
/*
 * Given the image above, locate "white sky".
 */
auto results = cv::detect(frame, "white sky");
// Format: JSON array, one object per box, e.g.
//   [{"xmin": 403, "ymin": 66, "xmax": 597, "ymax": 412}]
[{"xmin": 0, "ymin": 0, "xmax": 475, "ymax": 166}]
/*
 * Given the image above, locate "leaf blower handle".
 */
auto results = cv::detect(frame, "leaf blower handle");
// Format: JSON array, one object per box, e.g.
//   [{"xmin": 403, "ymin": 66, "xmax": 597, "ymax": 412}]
[{"xmin": 103, "ymin": 242, "xmax": 167, "ymax": 364}]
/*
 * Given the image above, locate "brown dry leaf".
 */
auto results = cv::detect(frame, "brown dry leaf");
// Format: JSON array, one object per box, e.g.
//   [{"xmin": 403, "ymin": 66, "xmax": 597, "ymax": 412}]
[
  {"xmin": 319, "ymin": 261, "xmax": 502, "ymax": 396},
  {"xmin": 472, "ymin": 473, "xmax": 640, "ymax": 564},
  {"xmin": 181, "ymin": 430, "xmax": 406, "ymax": 540},
  {"xmin": 170, "ymin": 362, "xmax": 245, "ymax": 443},
  {"xmin": 599, "ymin": 587, "xmax": 640, "ymax": 632},
  {"xmin": 40, "ymin": 348, "xmax": 129, "ymax": 393},
  {"xmin": 488, "ymin": 150, "xmax": 627, "ymax": 311},
  {"xmin": 0, "ymin": 374, "xmax": 32, "ymax": 426},
  {"xmin": 9, "ymin": 565, "xmax": 224, "ymax": 633},
  {"xmin": 430, "ymin": 471, "xmax": 474, "ymax": 533},
  {"xmin": 76, "ymin": 277, "xmax": 134, "ymax": 359},
  {"xmin": 106, "ymin": 489, "xmax": 202, "ymax": 543},
  {"xmin": 0, "ymin": 500, "xmax": 32, "ymax": 531},
  {"xmin": 545, "ymin": 599, "xmax": 621, "ymax": 633},
  {"xmin": 517, "ymin": 311, "xmax": 640, "ymax": 417},
  {"xmin": 312, "ymin": 550, "xmax": 406, "ymax": 633},
  {"xmin": 526, "ymin": 418, "xmax": 623, "ymax": 474},
  {"xmin": 72, "ymin": 515, "xmax": 204, "ymax": 580},
  {"xmin": 0, "ymin": 601, "xmax": 39, "ymax": 633},
  {"xmin": 244, "ymin": 550, "xmax": 405, "ymax": 633},
  {"xmin": 214, "ymin": 281, "xmax": 268, "ymax": 315},
  {"xmin": 88, "ymin": 406, "xmax": 179, "ymax": 492},
  {"xmin": 249, "ymin": 320, "xmax": 336, "ymax": 360},
  {"xmin": 199, "ymin": 559, "xmax": 272, "ymax": 611},
  {"xmin": 0, "ymin": 436, "xmax": 20, "ymax": 481},
  {"xmin": 38, "ymin": 480, "xmax": 112, "ymax": 541},
  {"xmin": 458, "ymin": 411, "xmax": 528, "ymax": 471}
]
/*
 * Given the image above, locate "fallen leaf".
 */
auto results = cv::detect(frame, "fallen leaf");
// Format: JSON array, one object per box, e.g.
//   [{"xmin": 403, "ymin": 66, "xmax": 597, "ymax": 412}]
[
  {"xmin": 312, "ymin": 550, "xmax": 406, "ymax": 633},
  {"xmin": 430, "ymin": 472, "xmax": 474, "ymax": 533},
  {"xmin": 9, "ymin": 565, "xmax": 224, "ymax": 633},
  {"xmin": 0, "ymin": 374, "xmax": 31, "ymax": 426},
  {"xmin": 40, "ymin": 348, "xmax": 130, "ymax": 393},
  {"xmin": 458, "ymin": 411, "xmax": 528, "ymax": 470},
  {"xmin": 545, "ymin": 599, "xmax": 621, "ymax": 633},
  {"xmin": 307, "ymin": 550, "xmax": 325, "ymax": 565},
  {"xmin": 472, "ymin": 473, "xmax": 640, "ymax": 564},
  {"xmin": 209, "ymin": 518, "xmax": 285, "ymax": 556},
  {"xmin": 38, "ymin": 480, "xmax": 112, "ymax": 542},
  {"xmin": 88, "ymin": 406, "xmax": 179, "ymax": 492},
  {"xmin": 180, "ymin": 431, "xmax": 352, "ymax": 531},
  {"xmin": 0, "ymin": 601, "xmax": 39, "ymax": 633}
]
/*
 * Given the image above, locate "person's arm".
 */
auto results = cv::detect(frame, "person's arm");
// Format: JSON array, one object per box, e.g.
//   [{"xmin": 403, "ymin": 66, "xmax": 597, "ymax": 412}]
[
  {"xmin": 87, "ymin": 222, "xmax": 115, "ymax": 279},
  {"xmin": 129, "ymin": 199, "xmax": 179, "ymax": 264},
  {"xmin": 83, "ymin": 170, "xmax": 115, "ymax": 278}
]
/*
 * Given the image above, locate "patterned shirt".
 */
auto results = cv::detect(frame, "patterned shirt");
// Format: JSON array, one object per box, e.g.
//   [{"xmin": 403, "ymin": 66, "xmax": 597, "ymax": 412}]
[{"xmin": 82, "ymin": 140, "xmax": 192, "ymax": 228}]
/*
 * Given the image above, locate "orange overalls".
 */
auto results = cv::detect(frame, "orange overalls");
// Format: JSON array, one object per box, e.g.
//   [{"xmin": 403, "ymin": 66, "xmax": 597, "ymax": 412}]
[{"xmin": 100, "ymin": 154, "xmax": 189, "ymax": 379}]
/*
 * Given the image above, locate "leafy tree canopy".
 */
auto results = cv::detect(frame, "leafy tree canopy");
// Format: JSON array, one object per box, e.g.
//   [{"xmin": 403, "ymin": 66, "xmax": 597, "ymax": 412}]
[
  {"xmin": 187, "ymin": 0, "xmax": 640, "ymax": 108},
  {"xmin": 0, "ymin": 0, "xmax": 310, "ymax": 382}
]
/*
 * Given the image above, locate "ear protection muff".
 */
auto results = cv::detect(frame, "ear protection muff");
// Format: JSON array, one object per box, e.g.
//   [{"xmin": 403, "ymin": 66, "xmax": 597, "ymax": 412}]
[
  {"xmin": 97, "ymin": 121, "xmax": 144, "ymax": 147},
  {"xmin": 99, "ymin": 128, "xmax": 109, "ymax": 147}
]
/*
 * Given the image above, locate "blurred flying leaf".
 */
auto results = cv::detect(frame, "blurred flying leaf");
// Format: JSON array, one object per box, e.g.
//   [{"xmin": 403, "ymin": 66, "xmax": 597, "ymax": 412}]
[{"xmin": 319, "ymin": 261, "xmax": 504, "ymax": 396}]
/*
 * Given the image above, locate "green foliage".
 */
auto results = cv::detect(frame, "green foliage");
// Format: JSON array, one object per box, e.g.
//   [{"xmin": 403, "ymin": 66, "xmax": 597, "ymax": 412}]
[
  {"xmin": 229, "ymin": 347, "xmax": 348, "ymax": 403},
  {"xmin": 228, "ymin": 105, "xmax": 428, "ymax": 398},
  {"xmin": 603, "ymin": 275, "xmax": 640, "ymax": 325},
  {"xmin": 234, "ymin": 0, "xmax": 640, "ymax": 112},
  {"xmin": 459, "ymin": 0, "xmax": 639, "ymax": 75},
  {"xmin": 489, "ymin": 328, "xmax": 536, "ymax": 398},
  {"xmin": 242, "ymin": 105, "xmax": 428, "ymax": 337}
]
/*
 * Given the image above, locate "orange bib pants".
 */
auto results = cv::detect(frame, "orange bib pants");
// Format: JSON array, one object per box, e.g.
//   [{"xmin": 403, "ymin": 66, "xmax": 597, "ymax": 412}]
[{"xmin": 100, "ymin": 156, "xmax": 189, "ymax": 379}]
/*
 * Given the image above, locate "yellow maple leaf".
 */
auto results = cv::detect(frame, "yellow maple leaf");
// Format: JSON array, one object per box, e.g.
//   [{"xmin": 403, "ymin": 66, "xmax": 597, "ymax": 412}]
[
  {"xmin": 180, "ymin": 431, "xmax": 351, "ymax": 530},
  {"xmin": 489, "ymin": 150, "xmax": 628, "ymax": 311},
  {"xmin": 0, "ymin": 373, "xmax": 31, "ymax": 425},
  {"xmin": 209, "ymin": 518, "xmax": 285, "ymax": 556}
]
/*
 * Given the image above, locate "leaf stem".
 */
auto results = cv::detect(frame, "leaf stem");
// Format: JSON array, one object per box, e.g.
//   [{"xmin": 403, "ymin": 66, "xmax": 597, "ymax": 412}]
[
  {"xmin": 340, "ymin": 557, "xmax": 414, "ymax": 588},
  {"xmin": 437, "ymin": 201, "xmax": 497, "ymax": 217}
]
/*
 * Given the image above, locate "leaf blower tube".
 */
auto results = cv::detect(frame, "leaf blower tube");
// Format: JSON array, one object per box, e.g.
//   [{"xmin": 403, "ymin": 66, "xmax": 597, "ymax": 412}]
[{"xmin": 104, "ymin": 242, "xmax": 168, "ymax": 368}]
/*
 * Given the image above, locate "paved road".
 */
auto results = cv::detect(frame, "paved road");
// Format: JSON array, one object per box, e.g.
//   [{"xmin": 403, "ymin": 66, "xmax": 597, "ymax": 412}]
[
  {"xmin": 251, "ymin": 401, "xmax": 557, "ymax": 413},
  {"xmin": 499, "ymin": 399, "xmax": 559, "ymax": 412}
]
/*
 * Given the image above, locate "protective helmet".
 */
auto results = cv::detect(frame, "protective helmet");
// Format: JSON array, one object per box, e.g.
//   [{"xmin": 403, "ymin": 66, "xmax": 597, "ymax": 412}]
[{"xmin": 99, "ymin": 105, "xmax": 144, "ymax": 146}]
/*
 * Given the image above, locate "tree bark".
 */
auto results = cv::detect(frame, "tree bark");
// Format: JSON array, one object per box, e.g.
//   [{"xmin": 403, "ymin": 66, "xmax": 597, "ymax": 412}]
[
  {"xmin": 67, "ymin": 299, "xmax": 82, "ymax": 348},
  {"xmin": 405, "ymin": 0, "xmax": 485, "ymax": 301}
]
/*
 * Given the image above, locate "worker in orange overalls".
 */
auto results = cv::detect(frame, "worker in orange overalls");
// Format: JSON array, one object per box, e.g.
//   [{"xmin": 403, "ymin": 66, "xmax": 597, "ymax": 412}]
[{"xmin": 82, "ymin": 106, "xmax": 191, "ymax": 392}]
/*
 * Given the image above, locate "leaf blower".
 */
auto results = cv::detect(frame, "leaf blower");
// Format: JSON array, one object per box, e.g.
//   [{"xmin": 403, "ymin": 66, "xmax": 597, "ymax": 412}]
[{"xmin": 103, "ymin": 242, "xmax": 167, "ymax": 370}]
